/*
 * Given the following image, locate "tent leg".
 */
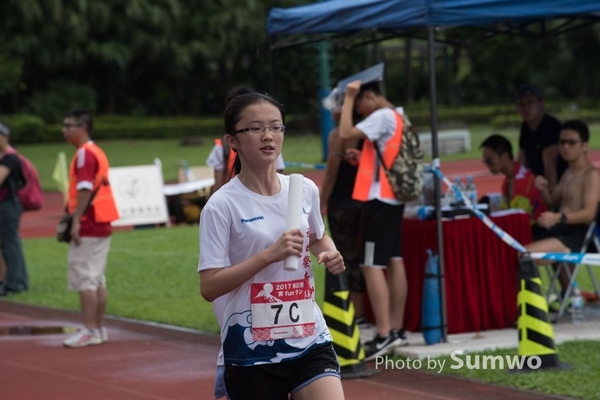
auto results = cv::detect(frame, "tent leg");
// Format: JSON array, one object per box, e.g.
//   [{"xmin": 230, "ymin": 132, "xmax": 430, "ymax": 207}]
[
  {"xmin": 427, "ymin": 25, "xmax": 448, "ymax": 343},
  {"xmin": 269, "ymin": 36, "xmax": 275, "ymax": 96}
]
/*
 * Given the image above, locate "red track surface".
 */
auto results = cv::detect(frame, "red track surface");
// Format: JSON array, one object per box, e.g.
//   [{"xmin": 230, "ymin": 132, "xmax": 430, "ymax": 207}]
[
  {"xmin": 6, "ymin": 155, "xmax": 592, "ymax": 400},
  {"xmin": 0, "ymin": 303, "xmax": 568, "ymax": 400}
]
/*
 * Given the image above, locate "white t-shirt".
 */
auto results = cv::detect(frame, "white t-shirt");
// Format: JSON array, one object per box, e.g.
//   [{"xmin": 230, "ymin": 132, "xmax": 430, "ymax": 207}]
[
  {"xmin": 198, "ymin": 174, "xmax": 332, "ymax": 367},
  {"xmin": 355, "ymin": 107, "xmax": 407, "ymax": 205},
  {"xmin": 206, "ymin": 142, "xmax": 285, "ymax": 171}
]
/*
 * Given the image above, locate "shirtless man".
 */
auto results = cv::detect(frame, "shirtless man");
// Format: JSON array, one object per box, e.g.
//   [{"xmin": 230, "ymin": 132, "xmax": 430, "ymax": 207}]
[{"xmin": 525, "ymin": 120, "xmax": 600, "ymax": 292}]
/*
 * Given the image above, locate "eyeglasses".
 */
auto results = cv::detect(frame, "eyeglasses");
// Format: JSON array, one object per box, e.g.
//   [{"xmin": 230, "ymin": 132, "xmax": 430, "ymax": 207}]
[
  {"xmin": 558, "ymin": 139, "xmax": 581, "ymax": 146},
  {"xmin": 233, "ymin": 125, "xmax": 285, "ymax": 135},
  {"xmin": 62, "ymin": 123, "xmax": 82, "ymax": 129}
]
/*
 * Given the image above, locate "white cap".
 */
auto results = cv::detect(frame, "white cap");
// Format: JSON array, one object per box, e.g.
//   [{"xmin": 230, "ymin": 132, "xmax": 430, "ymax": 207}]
[
  {"xmin": 337, "ymin": 62, "xmax": 385, "ymax": 93},
  {"xmin": 324, "ymin": 63, "xmax": 386, "ymax": 112}
]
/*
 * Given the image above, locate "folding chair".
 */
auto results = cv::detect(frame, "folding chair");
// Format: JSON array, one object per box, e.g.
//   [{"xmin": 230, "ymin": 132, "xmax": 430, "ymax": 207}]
[{"xmin": 545, "ymin": 220, "xmax": 600, "ymax": 322}]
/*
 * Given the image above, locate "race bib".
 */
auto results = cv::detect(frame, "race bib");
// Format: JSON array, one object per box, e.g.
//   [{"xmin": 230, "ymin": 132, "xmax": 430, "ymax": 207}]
[{"xmin": 250, "ymin": 279, "xmax": 315, "ymax": 341}]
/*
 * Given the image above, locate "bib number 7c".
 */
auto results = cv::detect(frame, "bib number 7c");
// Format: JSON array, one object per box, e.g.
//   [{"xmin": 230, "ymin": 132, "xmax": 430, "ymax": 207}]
[{"xmin": 250, "ymin": 280, "xmax": 315, "ymax": 341}]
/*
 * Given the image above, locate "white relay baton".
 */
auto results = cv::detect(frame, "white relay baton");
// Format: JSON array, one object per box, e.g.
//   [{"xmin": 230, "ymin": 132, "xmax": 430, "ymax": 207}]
[{"xmin": 284, "ymin": 174, "xmax": 304, "ymax": 271}]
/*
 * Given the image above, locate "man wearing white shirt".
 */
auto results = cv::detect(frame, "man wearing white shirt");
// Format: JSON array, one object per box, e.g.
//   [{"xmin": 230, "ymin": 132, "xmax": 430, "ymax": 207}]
[{"xmin": 339, "ymin": 80, "xmax": 409, "ymax": 361}]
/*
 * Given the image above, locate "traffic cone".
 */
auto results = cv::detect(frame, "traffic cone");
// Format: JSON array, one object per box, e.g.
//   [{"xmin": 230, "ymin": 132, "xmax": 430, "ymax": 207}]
[
  {"xmin": 322, "ymin": 270, "xmax": 378, "ymax": 378},
  {"xmin": 515, "ymin": 255, "xmax": 565, "ymax": 370}
]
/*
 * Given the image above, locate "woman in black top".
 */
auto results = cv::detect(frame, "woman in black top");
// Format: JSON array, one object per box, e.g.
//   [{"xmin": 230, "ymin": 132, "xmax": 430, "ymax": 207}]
[{"xmin": 0, "ymin": 123, "xmax": 29, "ymax": 295}]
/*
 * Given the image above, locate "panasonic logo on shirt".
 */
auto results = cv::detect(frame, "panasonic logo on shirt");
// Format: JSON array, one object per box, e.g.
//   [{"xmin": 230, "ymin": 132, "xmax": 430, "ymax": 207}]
[{"xmin": 241, "ymin": 215, "xmax": 265, "ymax": 224}]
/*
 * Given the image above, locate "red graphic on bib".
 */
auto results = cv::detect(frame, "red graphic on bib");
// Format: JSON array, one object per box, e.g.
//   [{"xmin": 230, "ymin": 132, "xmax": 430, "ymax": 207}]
[
  {"xmin": 303, "ymin": 272, "xmax": 314, "ymax": 299},
  {"xmin": 251, "ymin": 279, "xmax": 315, "ymax": 341},
  {"xmin": 253, "ymin": 283, "xmax": 281, "ymax": 303},
  {"xmin": 303, "ymin": 228, "xmax": 312, "ymax": 269}
]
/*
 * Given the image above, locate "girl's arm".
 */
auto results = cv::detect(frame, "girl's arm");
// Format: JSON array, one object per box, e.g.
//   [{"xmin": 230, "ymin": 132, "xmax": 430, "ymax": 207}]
[
  {"xmin": 309, "ymin": 233, "xmax": 345, "ymax": 275},
  {"xmin": 200, "ymin": 229, "xmax": 304, "ymax": 302}
]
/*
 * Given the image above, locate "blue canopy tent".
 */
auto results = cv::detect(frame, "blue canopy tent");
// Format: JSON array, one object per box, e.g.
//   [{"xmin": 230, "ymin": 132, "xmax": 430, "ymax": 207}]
[
  {"xmin": 269, "ymin": 0, "xmax": 600, "ymax": 35},
  {"xmin": 267, "ymin": 0, "xmax": 600, "ymax": 342}
]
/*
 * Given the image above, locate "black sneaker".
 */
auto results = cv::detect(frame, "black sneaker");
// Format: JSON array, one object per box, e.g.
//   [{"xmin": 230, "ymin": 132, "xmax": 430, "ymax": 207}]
[
  {"xmin": 363, "ymin": 330, "xmax": 403, "ymax": 361},
  {"xmin": 393, "ymin": 328, "xmax": 408, "ymax": 346}
]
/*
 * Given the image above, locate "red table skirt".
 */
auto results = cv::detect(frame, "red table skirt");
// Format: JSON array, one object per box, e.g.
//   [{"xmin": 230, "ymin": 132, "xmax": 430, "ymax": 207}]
[{"xmin": 402, "ymin": 213, "xmax": 532, "ymax": 334}]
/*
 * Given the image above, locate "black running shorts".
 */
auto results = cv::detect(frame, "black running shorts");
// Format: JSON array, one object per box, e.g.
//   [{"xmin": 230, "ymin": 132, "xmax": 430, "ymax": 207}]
[
  {"xmin": 359, "ymin": 200, "xmax": 404, "ymax": 268},
  {"xmin": 223, "ymin": 343, "xmax": 340, "ymax": 400}
]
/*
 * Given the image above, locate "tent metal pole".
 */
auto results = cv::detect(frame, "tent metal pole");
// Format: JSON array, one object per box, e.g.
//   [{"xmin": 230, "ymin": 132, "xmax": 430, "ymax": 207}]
[
  {"xmin": 269, "ymin": 36, "xmax": 275, "ymax": 96},
  {"xmin": 318, "ymin": 41, "xmax": 334, "ymax": 161},
  {"xmin": 427, "ymin": 25, "xmax": 448, "ymax": 342}
]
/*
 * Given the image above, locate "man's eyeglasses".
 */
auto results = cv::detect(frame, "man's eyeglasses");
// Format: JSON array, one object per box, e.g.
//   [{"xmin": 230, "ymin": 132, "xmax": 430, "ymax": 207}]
[
  {"xmin": 558, "ymin": 139, "xmax": 581, "ymax": 146},
  {"xmin": 233, "ymin": 125, "xmax": 285, "ymax": 135},
  {"xmin": 62, "ymin": 123, "xmax": 82, "ymax": 129}
]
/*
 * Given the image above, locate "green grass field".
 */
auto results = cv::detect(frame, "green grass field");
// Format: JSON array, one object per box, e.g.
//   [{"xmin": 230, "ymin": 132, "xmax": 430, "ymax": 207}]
[
  {"xmin": 397, "ymin": 340, "xmax": 600, "ymax": 400},
  {"xmin": 14, "ymin": 226, "xmax": 326, "ymax": 334}
]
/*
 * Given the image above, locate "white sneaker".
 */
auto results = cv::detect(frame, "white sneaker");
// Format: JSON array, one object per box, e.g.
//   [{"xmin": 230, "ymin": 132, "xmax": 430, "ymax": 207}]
[
  {"xmin": 99, "ymin": 327, "xmax": 108, "ymax": 343},
  {"xmin": 63, "ymin": 329, "xmax": 102, "ymax": 348}
]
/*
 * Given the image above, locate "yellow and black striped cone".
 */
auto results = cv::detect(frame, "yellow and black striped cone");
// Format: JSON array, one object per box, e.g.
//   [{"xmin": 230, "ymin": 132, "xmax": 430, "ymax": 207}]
[
  {"xmin": 322, "ymin": 270, "xmax": 378, "ymax": 378},
  {"xmin": 516, "ymin": 255, "xmax": 562, "ymax": 370}
]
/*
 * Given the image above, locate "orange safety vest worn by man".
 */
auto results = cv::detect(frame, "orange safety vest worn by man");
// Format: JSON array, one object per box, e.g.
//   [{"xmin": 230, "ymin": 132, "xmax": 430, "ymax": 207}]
[
  {"xmin": 68, "ymin": 142, "xmax": 119, "ymax": 231},
  {"xmin": 352, "ymin": 111, "xmax": 402, "ymax": 201},
  {"xmin": 338, "ymin": 79, "xmax": 409, "ymax": 362}
]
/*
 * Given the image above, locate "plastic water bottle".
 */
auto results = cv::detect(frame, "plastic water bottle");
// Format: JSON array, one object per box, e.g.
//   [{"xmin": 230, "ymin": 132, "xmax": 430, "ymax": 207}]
[
  {"xmin": 453, "ymin": 177, "xmax": 464, "ymax": 204},
  {"xmin": 181, "ymin": 160, "xmax": 195, "ymax": 182},
  {"xmin": 571, "ymin": 282, "xmax": 585, "ymax": 324},
  {"xmin": 465, "ymin": 176, "xmax": 477, "ymax": 205},
  {"xmin": 417, "ymin": 206, "xmax": 433, "ymax": 220}
]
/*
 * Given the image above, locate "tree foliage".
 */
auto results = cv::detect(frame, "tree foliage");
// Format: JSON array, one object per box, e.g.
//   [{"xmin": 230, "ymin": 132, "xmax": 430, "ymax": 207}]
[{"xmin": 0, "ymin": 1, "xmax": 599, "ymax": 117}]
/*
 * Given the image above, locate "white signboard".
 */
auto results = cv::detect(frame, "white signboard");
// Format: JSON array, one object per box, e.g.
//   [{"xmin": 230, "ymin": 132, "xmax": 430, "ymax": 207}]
[{"xmin": 109, "ymin": 163, "xmax": 170, "ymax": 227}]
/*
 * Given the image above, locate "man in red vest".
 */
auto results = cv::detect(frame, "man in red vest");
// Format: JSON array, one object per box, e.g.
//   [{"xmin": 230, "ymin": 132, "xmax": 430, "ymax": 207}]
[
  {"xmin": 339, "ymin": 79, "xmax": 409, "ymax": 361},
  {"xmin": 61, "ymin": 110, "xmax": 120, "ymax": 348}
]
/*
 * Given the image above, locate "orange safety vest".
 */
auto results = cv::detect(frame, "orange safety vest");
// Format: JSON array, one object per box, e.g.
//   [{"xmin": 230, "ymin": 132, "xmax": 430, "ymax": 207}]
[
  {"xmin": 215, "ymin": 138, "xmax": 236, "ymax": 183},
  {"xmin": 68, "ymin": 142, "xmax": 119, "ymax": 223},
  {"xmin": 352, "ymin": 111, "xmax": 403, "ymax": 201}
]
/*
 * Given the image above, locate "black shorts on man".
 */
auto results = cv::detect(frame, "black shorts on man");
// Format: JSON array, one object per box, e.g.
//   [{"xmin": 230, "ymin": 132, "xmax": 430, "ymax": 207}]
[
  {"xmin": 359, "ymin": 200, "xmax": 404, "ymax": 268},
  {"xmin": 535, "ymin": 223, "xmax": 589, "ymax": 252}
]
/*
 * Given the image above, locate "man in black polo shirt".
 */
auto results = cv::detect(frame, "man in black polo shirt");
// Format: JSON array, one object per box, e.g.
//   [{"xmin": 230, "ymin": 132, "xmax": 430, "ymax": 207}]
[{"xmin": 516, "ymin": 84, "xmax": 567, "ymax": 191}]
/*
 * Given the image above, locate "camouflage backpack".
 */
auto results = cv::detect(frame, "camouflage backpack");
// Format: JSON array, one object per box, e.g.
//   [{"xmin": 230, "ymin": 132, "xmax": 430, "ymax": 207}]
[{"xmin": 374, "ymin": 114, "xmax": 424, "ymax": 202}]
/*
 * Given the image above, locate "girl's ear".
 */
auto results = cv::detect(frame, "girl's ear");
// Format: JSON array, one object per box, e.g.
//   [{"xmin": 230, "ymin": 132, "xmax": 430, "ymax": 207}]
[{"xmin": 225, "ymin": 134, "xmax": 237, "ymax": 151}]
